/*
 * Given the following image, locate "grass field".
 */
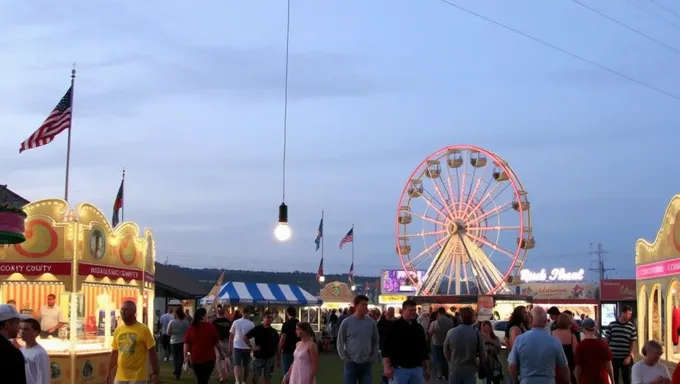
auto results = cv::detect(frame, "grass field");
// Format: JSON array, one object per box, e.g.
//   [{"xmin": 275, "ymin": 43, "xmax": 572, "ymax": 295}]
[{"xmin": 158, "ymin": 349, "xmax": 671, "ymax": 383}]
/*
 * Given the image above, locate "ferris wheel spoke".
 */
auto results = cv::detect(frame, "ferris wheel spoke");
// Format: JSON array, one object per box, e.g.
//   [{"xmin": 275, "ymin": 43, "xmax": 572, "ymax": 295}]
[
  {"xmin": 407, "ymin": 234, "xmax": 450, "ymax": 266},
  {"xmin": 480, "ymin": 182, "xmax": 511, "ymax": 213},
  {"xmin": 412, "ymin": 211, "xmax": 445, "ymax": 226},
  {"xmin": 431, "ymin": 174, "xmax": 456, "ymax": 219},
  {"xmin": 444, "ymin": 167, "xmax": 461, "ymax": 219},
  {"xmin": 404, "ymin": 229, "xmax": 448, "ymax": 238},
  {"xmin": 462, "ymin": 177, "xmax": 483, "ymax": 218},
  {"xmin": 465, "ymin": 232, "xmax": 517, "ymax": 259},
  {"xmin": 468, "ymin": 201, "xmax": 513, "ymax": 226},
  {"xmin": 462, "ymin": 181, "xmax": 503, "ymax": 222},
  {"xmin": 458, "ymin": 165, "xmax": 468, "ymax": 214},
  {"xmin": 421, "ymin": 192, "xmax": 450, "ymax": 221},
  {"xmin": 467, "ymin": 225, "xmax": 520, "ymax": 232}
]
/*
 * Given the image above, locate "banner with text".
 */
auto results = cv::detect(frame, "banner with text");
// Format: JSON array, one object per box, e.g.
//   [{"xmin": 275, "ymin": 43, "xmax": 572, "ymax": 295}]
[{"xmin": 514, "ymin": 282, "xmax": 596, "ymax": 300}]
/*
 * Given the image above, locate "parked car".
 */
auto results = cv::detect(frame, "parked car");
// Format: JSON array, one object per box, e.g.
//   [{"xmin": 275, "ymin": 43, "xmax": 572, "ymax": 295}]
[{"xmin": 491, "ymin": 320, "xmax": 508, "ymax": 348}]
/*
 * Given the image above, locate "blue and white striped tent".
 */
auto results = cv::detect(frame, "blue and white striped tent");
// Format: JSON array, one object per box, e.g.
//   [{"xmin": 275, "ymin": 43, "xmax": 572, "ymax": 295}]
[{"xmin": 201, "ymin": 282, "xmax": 322, "ymax": 306}]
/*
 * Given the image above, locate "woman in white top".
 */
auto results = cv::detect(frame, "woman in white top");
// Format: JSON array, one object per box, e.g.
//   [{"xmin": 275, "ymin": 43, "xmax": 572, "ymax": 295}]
[
  {"xmin": 20, "ymin": 318, "xmax": 51, "ymax": 384},
  {"xmin": 632, "ymin": 340, "xmax": 671, "ymax": 384}
]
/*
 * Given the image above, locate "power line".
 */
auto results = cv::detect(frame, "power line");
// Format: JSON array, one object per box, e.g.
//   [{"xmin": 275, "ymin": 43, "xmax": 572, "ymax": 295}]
[
  {"xmin": 436, "ymin": 0, "xmax": 680, "ymax": 102},
  {"xmin": 570, "ymin": 0, "xmax": 680, "ymax": 56},
  {"xmin": 588, "ymin": 242, "xmax": 615, "ymax": 280},
  {"xmin": 625, "ymin": 0, "xmax": 680, "ymax": 32},
  {"xmin": 650, "ymin": 0, "xmax": 680, "ymax": 20}
]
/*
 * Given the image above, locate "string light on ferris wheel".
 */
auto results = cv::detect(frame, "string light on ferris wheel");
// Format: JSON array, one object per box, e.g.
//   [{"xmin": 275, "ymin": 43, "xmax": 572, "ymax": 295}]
[
  {"xmin": 275, "ymin": 0, "xmax": 292, "ymax": 242},
  {"xmin": 395, "ymin": 145, "xmax": 536, "ymax": 295}
]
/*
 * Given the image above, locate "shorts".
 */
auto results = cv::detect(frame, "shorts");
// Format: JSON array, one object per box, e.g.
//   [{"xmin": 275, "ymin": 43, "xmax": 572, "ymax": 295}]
[
  {"xmin": 251, "ymin": 357, "xmax": 275, "ymax": 379},
  {"xmin": 232, "ymin": 348, "xmax": 251, "ymax": 367}
]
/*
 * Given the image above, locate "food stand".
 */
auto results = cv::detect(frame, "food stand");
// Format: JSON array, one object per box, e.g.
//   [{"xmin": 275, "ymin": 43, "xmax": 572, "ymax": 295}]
[
  {"xmin": 319, "ymin": 281, "xmax": 356, "ymax": 310},
  {"xmin": 408, "ymin": 294, "xmax": 532, "ymax": 320},
  {"xmin": 0, "ymin": 199, "xmax": 155, "ymax": 384},
  {"xmin": 635, "ymin": 194, "xmax": 680, "ymax": 362},
  {"xmin": 599, "ymin": 279, "xmax": 637, "ymax": 329}
]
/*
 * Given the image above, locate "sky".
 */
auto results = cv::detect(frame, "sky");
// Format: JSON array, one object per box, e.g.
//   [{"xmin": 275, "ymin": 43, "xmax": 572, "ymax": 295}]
[{"xmin": 2, "ymin": 0, "xmax": 679, "ymax": 281}]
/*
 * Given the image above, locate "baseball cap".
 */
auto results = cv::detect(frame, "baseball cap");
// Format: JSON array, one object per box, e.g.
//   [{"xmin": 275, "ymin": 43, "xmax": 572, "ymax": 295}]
[
  {"xmin": 0, "ymin": 304, "xmax": 21, "ymax": 322},
  {"xmin": 582, "ymin": 318, "xmax": 596, "ymax": 330}
]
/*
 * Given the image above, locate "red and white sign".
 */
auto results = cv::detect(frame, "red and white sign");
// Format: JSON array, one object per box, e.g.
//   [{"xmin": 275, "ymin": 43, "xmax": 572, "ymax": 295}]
[
  {"xmin": 0, "ymin": 262, "xmax": 72, "ymax": 276},
  {"xmin": 600, "ymin": 279, "xmax": 636, "ymax": 301},
  {"xmin": 636, "ymin": 258, "xmax": 680, "ymax": 280},
  {"xmin": 79, "ymin": 263, "xmax": 142, "ymax": 281}
]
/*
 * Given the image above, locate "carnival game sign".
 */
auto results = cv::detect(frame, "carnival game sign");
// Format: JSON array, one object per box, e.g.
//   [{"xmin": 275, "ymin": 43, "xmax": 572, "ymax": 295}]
[
  {"xmin": 519, "ymin": 268, "xmax": 585, "ymax": 283},
  {"xmin": 636, "ymin": 258, "xmax": 680, "ymax": 280},
  {"xmin": 515, "ymin": 282, "xmax": 595, "ymax": 299},
  {"xmin": 0, "ymin": 262, "xmax": 72, "ymax": 276},
  {"xmin": 78, "ymin": 262, "xmax": 142, "ymax": 281},
  {"xmin": 600, "ymin": 279, "xmax": 636, "ymax": 301}
]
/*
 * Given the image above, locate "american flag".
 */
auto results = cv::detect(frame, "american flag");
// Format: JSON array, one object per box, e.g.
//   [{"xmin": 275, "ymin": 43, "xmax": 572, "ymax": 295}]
[
  {"xmin": 316, "ymin": 258, "xmax": 324, "ymax": 280},
  {"xmin": 348, "ymin": 262, "xmax": 354, "ymax": 285},
  {"xmin": 20, "ymin": 87, "xmax": 73, "ymax": 153},
  {"xmin": 339, "ymin": 227, "xmax": 354, "ymax": 249}
]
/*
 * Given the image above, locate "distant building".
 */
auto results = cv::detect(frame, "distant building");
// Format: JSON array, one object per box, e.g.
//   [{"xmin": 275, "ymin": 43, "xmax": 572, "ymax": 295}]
[{"xmin": 0, "ymin": 185, "xmax": 29, "ymax": 207}]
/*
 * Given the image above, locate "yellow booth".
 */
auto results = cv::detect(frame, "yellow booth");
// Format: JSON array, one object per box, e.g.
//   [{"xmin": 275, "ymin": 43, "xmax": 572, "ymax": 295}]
[
  {"xmin": 635, "ymin": 194, "xmax": 680, "ymax": 362},
  {"xmin": 0, "ymin": 199, "xmax": 156, "ymax": 384}
]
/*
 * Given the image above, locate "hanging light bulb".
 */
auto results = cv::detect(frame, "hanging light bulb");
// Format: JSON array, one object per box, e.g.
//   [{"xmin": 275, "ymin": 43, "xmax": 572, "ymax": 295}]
[{"xmin": 274, "ymin": 202, "xmax": 291, "ymax": 241}]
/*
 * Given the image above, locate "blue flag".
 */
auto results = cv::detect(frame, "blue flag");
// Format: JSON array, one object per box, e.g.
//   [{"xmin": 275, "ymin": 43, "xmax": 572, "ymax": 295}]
[{"xmin": 314, "ymin": 217, "xmax": 323, "ymax": 251}]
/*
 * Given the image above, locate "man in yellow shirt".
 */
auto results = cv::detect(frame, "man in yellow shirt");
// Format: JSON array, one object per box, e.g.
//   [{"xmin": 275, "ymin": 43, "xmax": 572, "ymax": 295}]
[{"xmin": 106, "ymin": 301, "xmax": 160, "ymax": 384}]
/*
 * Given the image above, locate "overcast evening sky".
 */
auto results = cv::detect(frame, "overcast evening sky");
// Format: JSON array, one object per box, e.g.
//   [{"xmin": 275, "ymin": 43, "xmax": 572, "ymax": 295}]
[{"xmin": 2, "ymin": 1, "xmax": 679, "ymax": 280}]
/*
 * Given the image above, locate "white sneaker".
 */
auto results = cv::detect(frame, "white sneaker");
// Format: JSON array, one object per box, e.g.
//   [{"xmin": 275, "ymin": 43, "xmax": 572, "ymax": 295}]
[{"xmin": 163, "ymin": 357, "xmax": 168, "ymax": 362}]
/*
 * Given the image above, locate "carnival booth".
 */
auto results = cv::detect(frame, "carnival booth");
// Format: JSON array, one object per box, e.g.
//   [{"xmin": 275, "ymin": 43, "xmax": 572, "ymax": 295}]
[
  {"xmin": 0, "ymin": 199, "xmax": 155, "ymax": 384},
  {"xmin": 408, "ymin": 294, "xmax": 532, "ymax": 320},
  {"xmin": 202, "ymin": 281, "xmax": 322, "ymax": 331},
  {"xmin": 599, "ymin": 279, "xmax": 637, "ymax": 329},
  {"xmin": 514, "ymin": 267, "xmax": 598, "ymax": 320},
  {"xmin": 319, "ymin": 281, "xmax": 356, "ymax": 311},
  {"xmin": 635, "ymin": 194, "xmax": 680, "ymax": 362}
]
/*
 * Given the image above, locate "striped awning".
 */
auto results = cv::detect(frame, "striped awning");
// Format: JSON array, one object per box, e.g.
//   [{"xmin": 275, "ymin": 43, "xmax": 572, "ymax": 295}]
[{"xmin": 202, "ymin": 282, "xmax": 322, "ymax": 306}]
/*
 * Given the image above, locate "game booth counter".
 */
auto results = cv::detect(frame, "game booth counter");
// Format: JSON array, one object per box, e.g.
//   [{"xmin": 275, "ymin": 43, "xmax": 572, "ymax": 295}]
[
  {"xmin": 0, "ymin": 199, "xmax": 156, "ymax": 384},
  {"xmin": 408, "ymin": 294, "xmax": 533, "ymax": 320},
  {"xmin": 513, "ymin": 282, "xmax": 598, "ymax": 319},
  {"xmin": 599, "ymin": 279, "xmax": 637, "ymax": 329},
  {"xmin": 635, "ymin": 194, "xmax": 680, "ymax": 362}
]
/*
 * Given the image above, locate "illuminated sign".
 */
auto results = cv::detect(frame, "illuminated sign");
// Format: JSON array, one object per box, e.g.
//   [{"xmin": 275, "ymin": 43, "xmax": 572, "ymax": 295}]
[{"xmin": 519, "ymin": 268, "xmax": 585, "ymax": 283}]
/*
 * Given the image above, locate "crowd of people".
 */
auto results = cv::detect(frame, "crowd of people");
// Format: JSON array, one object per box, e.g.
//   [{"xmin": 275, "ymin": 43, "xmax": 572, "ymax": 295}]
[{"xmin": 1, "ymin": 296, "xmax": 679, "ymax": 384}]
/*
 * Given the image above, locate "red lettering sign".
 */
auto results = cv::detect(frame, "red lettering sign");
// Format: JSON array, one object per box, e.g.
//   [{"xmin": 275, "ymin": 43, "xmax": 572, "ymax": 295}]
[
  {"xmin": 600, "ymin": 279, "xmax": 636, "ymax": 301},
  {"xmin": 0, "ymin": 262, "xmax": 72, "ymax": 276},
  {"xmin": 78, "ymin": 263, "xmax": 142, "ymax": 281}
]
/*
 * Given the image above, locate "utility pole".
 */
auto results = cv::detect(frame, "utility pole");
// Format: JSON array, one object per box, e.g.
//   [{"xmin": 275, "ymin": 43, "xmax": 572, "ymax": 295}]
[{"xmin": 589, "ymin": 242, "xmax": 614, "ymax": 281}]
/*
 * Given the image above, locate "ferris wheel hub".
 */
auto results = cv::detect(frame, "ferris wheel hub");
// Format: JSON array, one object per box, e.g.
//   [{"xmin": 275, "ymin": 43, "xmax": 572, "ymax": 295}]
[{"xmin": 446, "ymin": 220, "xmax": 466, "ymax": 235}]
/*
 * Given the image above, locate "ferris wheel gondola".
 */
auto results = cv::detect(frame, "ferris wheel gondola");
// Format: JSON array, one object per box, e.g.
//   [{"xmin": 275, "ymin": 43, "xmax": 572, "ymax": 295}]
[{"xmin": 395, "ymin": 145, "xmax": 534, "ymax": 295}]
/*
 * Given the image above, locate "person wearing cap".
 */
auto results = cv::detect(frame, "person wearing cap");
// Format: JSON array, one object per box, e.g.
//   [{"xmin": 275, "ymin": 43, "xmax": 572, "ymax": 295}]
[
  {"xmin": 0, "ymin": 303, "xmax": 28, "ymax": 383},
  {"xmin": 574, "ymin": 318, "xmax": 614, "ymax": 384}
]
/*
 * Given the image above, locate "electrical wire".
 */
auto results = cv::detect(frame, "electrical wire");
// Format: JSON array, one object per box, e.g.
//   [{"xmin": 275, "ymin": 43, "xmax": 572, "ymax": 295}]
[
  {"xmin": 281, "ymin": 0, "xmax": 291, "ymax": 202},
  {"xmin": 650, "ymin": 0, "xmax": 680, "ymax": 20},
  {"xmin": 570, "ymin": 0, "xmax": 680, "ymax": 56},
  {"xmin": 436, "ymin": 0, "xmax": 680, "ymax": 102},
  {"xmin": 625, "ymin": 0, "xmax": 680, "ymax": 32}
]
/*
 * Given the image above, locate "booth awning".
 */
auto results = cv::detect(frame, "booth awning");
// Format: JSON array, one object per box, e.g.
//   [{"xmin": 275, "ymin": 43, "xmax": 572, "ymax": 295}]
[{"xmin": 202, "ymin": 282, "xmax": 322, "ymax": 306}]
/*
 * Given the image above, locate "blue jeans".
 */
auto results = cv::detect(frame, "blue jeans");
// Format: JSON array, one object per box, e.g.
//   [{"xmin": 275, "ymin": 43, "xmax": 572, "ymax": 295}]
[
  {"xmin": 394, "ymin": 366, "xmax": 424, "ymax": 384},
  {"xmin": 281, "ymin": 353, "xmax": 294, "ymax": 376},
  {"xmin": 449, "ymin": 373, "xmax": 477, "ymax": 384},
  {"xmin": 343, "ymin": 361, "xmax": 372, "ymax": 384},
  {"xmin": 432, "ymin": 345, "xmax": 448, "ymax": 378}
]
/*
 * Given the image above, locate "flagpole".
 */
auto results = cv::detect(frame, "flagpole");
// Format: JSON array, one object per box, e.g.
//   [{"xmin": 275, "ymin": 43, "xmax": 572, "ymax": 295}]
[
  {"xmin": 320, "ymin": 209, "xmax": 324, "ymax": 266},
  {"xmin": 64, "ymin": 66, "xmax": 75, "ymax": 202},
  {"xmin": 121, "ymin": 168, "xmax": 126, "ymax": 222}
]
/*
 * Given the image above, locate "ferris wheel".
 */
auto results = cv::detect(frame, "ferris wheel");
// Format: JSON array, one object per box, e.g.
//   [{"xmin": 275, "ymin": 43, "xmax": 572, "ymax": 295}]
[{"xmin": 395, "ymin": 145, "xmax": 534, "ymax": 295}]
